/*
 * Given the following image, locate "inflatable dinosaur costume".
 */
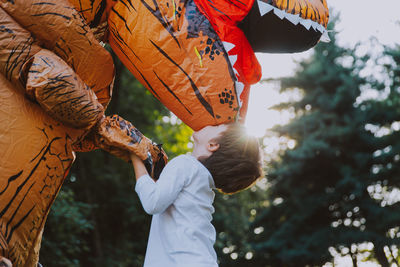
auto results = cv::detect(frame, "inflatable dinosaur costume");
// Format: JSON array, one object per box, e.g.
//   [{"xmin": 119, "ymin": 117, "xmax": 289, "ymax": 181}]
[{"xmin": 0, "ymin": 0, "xmax": 329, "ymax": 265}]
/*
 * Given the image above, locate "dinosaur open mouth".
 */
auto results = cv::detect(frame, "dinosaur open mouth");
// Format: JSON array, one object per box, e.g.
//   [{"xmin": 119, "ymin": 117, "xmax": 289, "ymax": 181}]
[{"xmin": 239, "ymin": 0, "xmax": 330, "ymax": 53}]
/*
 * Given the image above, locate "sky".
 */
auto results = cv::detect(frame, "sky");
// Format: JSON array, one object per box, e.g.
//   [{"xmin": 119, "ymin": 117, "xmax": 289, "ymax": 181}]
[{"xmin": 245, "ymin": 0, "xmax": 400, "ymax": 137}]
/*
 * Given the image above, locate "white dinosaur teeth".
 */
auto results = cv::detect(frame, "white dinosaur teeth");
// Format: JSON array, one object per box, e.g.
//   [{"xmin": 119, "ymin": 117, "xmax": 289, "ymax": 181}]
[
  {"xmin": 222, "ymin": 41, "xmax": 239, "ymax": 73},
  {"xmin": 285, "ymin": 13, "xmax": 301, "ymax": 25},
  {"xmin": 228, "ymin": 54, "xmax": 238, "ymax": 68},
  {"xmin": 311, "ymin": 23, "xmax": 317, "ymax": 30},
  {"xmin": 222, "ymin": 41, "xmax": 235, "ymax": 53},
  {"xmin": 221, "ymin": 41, "xmax": 245, "ymax": 108},
  {"xmin": 301, "ymin": 20, "xmax": 312, "ymax": 30},
  {"xmin": 273, "ymin": 8, "xmax": 286, "ymax": 19},
  {"xmin": 257, "ymin": 0, "xmax": 274, "ymax": 16},
  {"xmin": 257, "ymin": 2, "xmax": 330, "ymax": 40},
  {"xmin": 221, "ymin": 41, "xmax": 240, "ymax": 82},
  {"xmin": 320, "ymin": 31, "xmax": 331, "ymax": 43},
  {"xmin": 235, "ymin": 81, "xmax": 245, "ymax": 107},
  {"xmin": 233, "ymin": 69, "xmax": 239, "ymax": 78}
]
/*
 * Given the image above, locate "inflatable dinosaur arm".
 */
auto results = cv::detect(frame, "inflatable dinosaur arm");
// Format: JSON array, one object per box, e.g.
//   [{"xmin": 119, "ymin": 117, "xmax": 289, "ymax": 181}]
[
  {"xmin": 0, "ymin": 0, "xmax": 115, "ymax": 107},
  {"xmin": 0, "ymin": 8, "xmax": 104, "ymax": 130},
  {"xmin": 25, "ymin": 50, "xmax": 105, "ymax": 129},
  {"xmin": 92, "ymin": 115, "xmax": 168, "ymax": 178}
]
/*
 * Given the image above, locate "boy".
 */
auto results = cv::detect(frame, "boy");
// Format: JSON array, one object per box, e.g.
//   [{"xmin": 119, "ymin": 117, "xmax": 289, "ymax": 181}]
[{"xmin": 130, "ymin": 123, "xmax": 262, "ymax": 267}]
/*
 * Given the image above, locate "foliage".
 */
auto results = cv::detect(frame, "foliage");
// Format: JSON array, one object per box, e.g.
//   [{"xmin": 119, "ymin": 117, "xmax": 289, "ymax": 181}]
[
  {"xmin": 40, "ymin": 188, "xmax": 94, "ymax": 266},
  {"xmin": 213, "ymin": 186, "xmax": 268, "ymax": 267},
  {"xmin": 360, "ymin": 44, "xmax": 400, "ymax": 266},
  {"xmin": 249, "ymin": 20, "xmax": 400, "ymax": 267}
]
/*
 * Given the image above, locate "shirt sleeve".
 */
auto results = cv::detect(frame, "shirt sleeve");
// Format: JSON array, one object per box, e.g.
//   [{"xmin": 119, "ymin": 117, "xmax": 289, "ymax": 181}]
[{"xmin": 134, "ymin": 155, "xmax": 190, "ymax": 215}]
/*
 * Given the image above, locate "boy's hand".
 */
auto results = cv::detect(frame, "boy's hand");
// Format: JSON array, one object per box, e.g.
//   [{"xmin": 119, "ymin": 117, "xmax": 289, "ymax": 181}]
[
  {"xmin": 130, "ymin": 153, "xmax": 142, "ymax": 164},
  {"xmin": 92, "ymin": 115, "xmax": 168, "ymax": 179},
  {"xmin": 130, "ymin": 153, "xmax": 151, "ymax": 181}
]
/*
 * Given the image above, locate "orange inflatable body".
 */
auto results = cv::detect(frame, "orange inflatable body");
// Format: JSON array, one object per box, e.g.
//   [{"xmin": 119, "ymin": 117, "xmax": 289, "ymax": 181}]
[
  {"xmin": 0, "ymin": 0, "xmax": 328, "ymax": 265},
  {"xmin": 0, "ymin": 2, "xmax": 110, "ymax": 265},
  {"xmin": 0, "ymin": 1, "xmax": 165, "ymax": 265},
  {"xmin": 0, "ymin": 74, "xmax": 84, "ymax": 266}
]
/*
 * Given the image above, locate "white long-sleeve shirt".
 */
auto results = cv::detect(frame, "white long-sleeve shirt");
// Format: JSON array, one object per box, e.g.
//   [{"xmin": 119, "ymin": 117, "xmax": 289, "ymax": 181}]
[{"xmin": 135, "ymin": 154, "xmax": 218, "ymax": 267}]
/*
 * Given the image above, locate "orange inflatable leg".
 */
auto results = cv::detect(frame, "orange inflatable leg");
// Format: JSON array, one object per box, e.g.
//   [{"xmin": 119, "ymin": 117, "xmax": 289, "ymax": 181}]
[{"xmin": 0, "ymin": 74, "xmax": 84, "ymax": 266}]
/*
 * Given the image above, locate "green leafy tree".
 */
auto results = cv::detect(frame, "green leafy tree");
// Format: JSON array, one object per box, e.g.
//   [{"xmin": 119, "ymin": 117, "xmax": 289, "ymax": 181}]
[
  {"xmin": 249, "ymin": 21, "xmax": 400, "ymax": 267},
  {"xmin": 360, "ymin": 44, "xmax": 400, "ymax": 266},
  {"xmin": 213, "ymin": 186, "xmax": 267, "ymax": 267},
  {"xmin": 40, "ymin": 188, "xmax": 94, "ymax": 266}
]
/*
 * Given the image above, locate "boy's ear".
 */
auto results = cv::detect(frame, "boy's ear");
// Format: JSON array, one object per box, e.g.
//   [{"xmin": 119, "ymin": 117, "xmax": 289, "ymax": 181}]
[{"xmin": 207, "ymin": 139, "xmax": 220, "ymax": 152}]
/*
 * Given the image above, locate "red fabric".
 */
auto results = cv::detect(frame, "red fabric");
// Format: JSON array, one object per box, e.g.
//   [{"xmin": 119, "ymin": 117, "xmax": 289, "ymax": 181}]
[{"xmin": 194, "ymin": 0, "xmax": 261, "ymax": 118}]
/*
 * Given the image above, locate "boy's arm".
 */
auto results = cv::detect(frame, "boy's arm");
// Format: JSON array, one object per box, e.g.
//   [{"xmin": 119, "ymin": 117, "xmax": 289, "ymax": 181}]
[
  {"xmin": 130, "ymin": 153, "xmax": 150, "ymax": 180},
  {"xmin": 130, "ymin": 153, "xmax": 186, "ymax": 215}
]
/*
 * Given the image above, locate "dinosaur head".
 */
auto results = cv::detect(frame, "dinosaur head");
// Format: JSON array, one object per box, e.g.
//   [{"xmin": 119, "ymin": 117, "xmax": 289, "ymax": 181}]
[{"xmin": 68, "ymin": 0, "xmax": 329, "ymax": 132}]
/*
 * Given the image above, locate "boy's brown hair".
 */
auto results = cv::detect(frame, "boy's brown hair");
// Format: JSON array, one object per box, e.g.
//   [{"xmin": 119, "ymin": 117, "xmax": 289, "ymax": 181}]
[{"xmin": 199, "ymin": 123, "xmax": 263, "ymax": 194}]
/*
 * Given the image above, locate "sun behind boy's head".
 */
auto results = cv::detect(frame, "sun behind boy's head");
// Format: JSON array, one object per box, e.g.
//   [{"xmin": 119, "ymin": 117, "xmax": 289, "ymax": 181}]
[{"xmin": 196, "ymin": 123, "xmax": 263, "ymax": 194}]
